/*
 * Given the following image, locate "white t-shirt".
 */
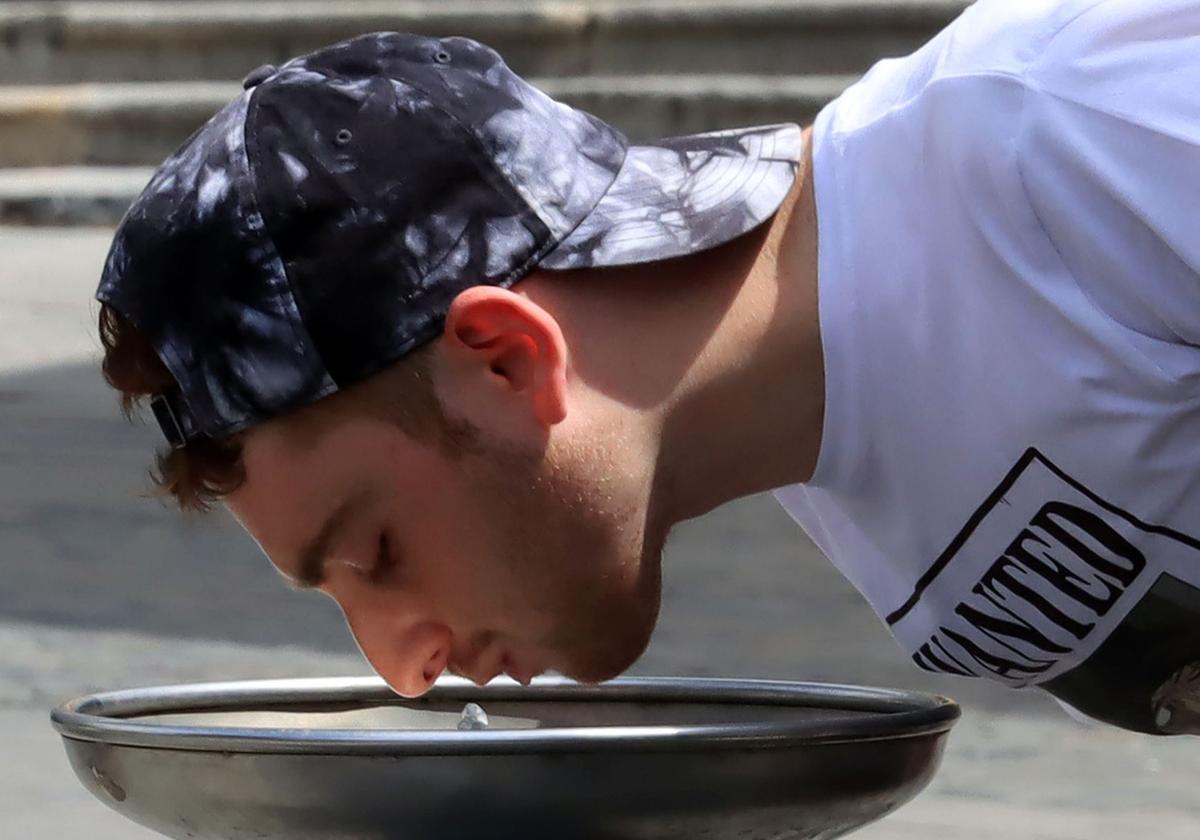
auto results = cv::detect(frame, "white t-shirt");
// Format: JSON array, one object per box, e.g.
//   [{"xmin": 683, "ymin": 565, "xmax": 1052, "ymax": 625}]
[{"xmin": 775, "ymin": 0, "xmax": 1200, "ymax": 734}]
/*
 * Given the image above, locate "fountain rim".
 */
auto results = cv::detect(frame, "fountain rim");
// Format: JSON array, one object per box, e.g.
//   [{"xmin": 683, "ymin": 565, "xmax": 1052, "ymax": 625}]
[{"xmin": 51, "ymin": 675, "xmax": 960, "ymax": 756}]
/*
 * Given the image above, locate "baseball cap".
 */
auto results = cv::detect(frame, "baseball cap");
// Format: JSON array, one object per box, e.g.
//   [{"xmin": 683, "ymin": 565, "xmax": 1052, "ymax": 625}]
[{"xmin": 97, "ymin": 32, "xmax": 803, "ymax": 449}]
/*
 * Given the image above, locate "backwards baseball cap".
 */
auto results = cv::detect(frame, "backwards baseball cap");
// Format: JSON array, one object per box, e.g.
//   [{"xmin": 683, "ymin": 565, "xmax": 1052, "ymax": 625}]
[{"xmin": 97, "ymin": 32, "xmax": 802, "ymax": 449}]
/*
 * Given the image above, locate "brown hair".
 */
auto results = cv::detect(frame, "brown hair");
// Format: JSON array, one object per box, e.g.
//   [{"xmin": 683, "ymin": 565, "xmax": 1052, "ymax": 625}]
[{"xmin": 98, "ymin": 303, "xmax": 456, "ymax": 512}]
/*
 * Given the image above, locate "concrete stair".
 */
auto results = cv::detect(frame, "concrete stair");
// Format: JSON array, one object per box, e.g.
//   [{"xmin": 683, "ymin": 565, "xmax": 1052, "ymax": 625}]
[
  {"xmin": 0, "ymin": 165, "xmax": 152, "ymax": 225},
  {"xmin": 0, "ymin": 0, "xmax": 960, "ymax": 82},
  {"xmin": 0, "ymin": 0, "xmax": 969, "ymax": 224},
  {"xmin": 0, "ymin": 75, "xmax": 859, "ymax": 167}
]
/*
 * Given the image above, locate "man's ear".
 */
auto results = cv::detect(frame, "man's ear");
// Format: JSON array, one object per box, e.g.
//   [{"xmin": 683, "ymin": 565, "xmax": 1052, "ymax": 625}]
[{"xmin": 438, "ymin": 285, "xmax": 569, "ymax": 431}]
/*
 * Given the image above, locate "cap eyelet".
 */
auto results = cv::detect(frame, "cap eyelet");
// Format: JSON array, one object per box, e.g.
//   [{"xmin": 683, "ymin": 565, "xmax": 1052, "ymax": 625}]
[
  {"xmin": 434, "ymin": 50, "xmax": 452, "ymax": 64},
  {"xmin": 334, "ymin": 128, "xmax": 353, "ymax": 146}
]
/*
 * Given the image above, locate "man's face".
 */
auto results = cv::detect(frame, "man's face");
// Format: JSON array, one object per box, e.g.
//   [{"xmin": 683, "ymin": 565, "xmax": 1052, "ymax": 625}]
[{"xmin": 226, "ymin": 362, "xmax": 665, "ymax": 698}]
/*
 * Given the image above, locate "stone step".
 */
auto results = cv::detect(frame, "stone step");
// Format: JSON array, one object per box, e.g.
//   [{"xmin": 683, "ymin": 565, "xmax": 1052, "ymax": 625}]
[
  {"xmin": 0, "ymin": 165, "xmax": 152, "ymax": 225},
  {"xmin": 0, "ymin": 0, "xmax": 965, "ymax": 83},
  {"xmin": 0, "ymin": 74, "xmax": 857, "ymax": 168}
]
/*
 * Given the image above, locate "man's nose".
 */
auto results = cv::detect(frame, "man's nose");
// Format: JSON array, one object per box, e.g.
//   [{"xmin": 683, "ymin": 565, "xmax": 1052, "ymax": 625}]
[{"xmin": 352, "ymin": 616, "xmax": 454, "ymax": 698}]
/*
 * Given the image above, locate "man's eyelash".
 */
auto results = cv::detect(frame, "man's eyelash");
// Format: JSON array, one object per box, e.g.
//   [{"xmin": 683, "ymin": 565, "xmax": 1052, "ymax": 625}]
[{"xmin": 368, "ymin": 532, "xmax": 393, "ymax": 583}]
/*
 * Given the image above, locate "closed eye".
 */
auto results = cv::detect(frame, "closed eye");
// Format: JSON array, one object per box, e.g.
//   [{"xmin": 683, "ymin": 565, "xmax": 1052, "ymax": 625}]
[{"xmin": 365, "ymin": 531, "xmax": 395, "ymax": 585}]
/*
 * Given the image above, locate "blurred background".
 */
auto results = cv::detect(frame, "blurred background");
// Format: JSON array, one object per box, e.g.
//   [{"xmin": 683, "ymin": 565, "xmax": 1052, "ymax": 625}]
[{"xmin": 0, "ymin": 1, "xmax": 1196, "ymax": 838}]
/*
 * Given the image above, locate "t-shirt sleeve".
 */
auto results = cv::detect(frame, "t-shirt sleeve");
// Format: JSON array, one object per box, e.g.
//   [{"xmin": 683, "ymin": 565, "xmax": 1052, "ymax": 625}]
[{"xmin": 1016, "ymin": 0, "xmax": 1200, "ymax": 347}]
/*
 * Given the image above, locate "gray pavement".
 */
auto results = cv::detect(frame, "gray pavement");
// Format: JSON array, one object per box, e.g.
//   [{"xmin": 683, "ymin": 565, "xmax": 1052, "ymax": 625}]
[{"xmin": 1, "ymin": 226, "xmax": 1196, "ymax": 838}]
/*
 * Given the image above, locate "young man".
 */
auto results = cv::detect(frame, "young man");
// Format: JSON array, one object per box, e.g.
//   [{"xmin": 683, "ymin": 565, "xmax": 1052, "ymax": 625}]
[{"xmin": 97, "ymin": 0, "xmax": 1199, "ymax": 735}]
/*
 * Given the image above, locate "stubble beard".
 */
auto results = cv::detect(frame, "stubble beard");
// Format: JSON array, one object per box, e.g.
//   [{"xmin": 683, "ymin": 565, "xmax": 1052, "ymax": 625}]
[
  {"xmin": 499, "ymin": 447, "xmax": 667, "ymax": 686},
  {"xmin": 548, "ymin": 494, "xmax": 668, "ymax": 686},
  {"xmin": 463, "ymin": 417, "xmax": 667, "ymax": 686}
]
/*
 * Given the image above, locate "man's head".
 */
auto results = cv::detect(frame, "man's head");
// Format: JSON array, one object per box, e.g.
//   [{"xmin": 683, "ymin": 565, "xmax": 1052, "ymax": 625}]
[
  {"xmin": 97, "ymin": 31, "xmax": 803, "ymax": 696},
  {"xmin": 99, "ymin": 260, "xmax": 701, "ymax": 697}
]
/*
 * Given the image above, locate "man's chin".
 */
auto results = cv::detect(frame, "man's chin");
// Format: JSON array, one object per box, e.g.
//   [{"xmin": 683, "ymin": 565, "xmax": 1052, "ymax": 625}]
[
  {"xmin": 558, "ymin": 625, "xmax": 657, "ymax": 685},
  {"xmin": 553, "ymin": 538, "xmax": 664, "ymax": 686},
  {"xmin": 559, "ymin": 659, "xmax": 631, "ymax": 686}
]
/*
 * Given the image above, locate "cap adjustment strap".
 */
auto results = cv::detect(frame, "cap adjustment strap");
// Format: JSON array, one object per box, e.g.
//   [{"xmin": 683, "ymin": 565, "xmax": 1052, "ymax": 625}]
[{"xmin": 149, "ymin": 392, "xmax": 192, "ymax": 450}]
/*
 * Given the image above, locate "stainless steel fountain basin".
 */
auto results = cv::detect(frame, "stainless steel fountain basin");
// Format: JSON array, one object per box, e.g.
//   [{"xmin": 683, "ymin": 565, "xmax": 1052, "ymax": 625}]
[{"xmin": 51, "ymin": 675, "xmax": 959, "ymax": 840}]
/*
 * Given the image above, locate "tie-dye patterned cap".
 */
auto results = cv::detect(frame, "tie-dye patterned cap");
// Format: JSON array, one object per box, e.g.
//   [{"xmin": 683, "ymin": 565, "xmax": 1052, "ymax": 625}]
[{"xmin": 97, "ymin": 31, "xmax": 803, "ymax": 449}]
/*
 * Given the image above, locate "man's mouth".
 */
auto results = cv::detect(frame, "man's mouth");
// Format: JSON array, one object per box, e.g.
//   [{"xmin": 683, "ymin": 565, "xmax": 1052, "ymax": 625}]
[
  {"xmin": 501, "ymin": 653, "xmax": 537, "ymax": 686},
  {"xmin": 450, "ymin": 647, "xmax": 540, "ymax": 687},
  {"xmin": 450, "ymin": 658, "xmax": 499, "ymax": 686}
]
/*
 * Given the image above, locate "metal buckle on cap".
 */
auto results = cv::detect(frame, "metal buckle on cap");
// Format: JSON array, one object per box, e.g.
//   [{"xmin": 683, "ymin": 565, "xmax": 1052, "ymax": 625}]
[{"xmin": 150, "ymin": 394, "xmax": 188, "ymax": 450}]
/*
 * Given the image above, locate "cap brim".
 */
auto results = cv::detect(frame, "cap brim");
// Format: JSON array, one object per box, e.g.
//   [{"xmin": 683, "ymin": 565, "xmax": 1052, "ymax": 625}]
[{"xmin": 538, "ymin": 123, "xmax": 803, "ymax": 271}]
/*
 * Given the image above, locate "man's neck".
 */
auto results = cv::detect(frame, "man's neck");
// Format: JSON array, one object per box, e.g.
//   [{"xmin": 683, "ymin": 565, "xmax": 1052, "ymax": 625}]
[
  {"xmin": 655, "ymin": 126, "xmax": 823, "ymax": 522},
  {"xmin": 525, "ymin": 125, "xmax": 823, "ymax": 526}
]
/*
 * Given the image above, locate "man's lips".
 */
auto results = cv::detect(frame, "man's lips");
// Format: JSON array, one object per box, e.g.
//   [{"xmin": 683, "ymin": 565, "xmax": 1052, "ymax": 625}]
[
  {"xmin": 501, "ymin": 654, "xmax": 537, "ymax": 686},
  {"xmin": 453, "ymin": 657, "xmax": 501, "ymax": 686},
  {"xmin": 451, "ymin": 649, "xmax": 539, "ymax": 687}
]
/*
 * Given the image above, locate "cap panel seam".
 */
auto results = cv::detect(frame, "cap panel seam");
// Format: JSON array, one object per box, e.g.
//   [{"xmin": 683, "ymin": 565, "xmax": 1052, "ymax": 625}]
[
  {"xmin": 263, "ymin": 62, "xmax": 623, "ymax": 308},
  {"xmin": 351, "ymin": 57, "xmax": 620, "ymax": 255},
  {"xmin": 378, "ymin": 68, "xmax": 558, "ymax": 241},
  {"xmin": 255, "ymin": 66, "xmax": 555, "ymax": 334},
  {"xmin": 242, "ymin": 83, "xmax": 339, "ymax": 402}
]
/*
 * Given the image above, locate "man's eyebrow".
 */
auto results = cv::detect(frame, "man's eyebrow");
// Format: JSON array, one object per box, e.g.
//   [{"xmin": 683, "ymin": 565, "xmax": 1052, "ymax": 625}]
[{"xmin": 291, "ymin": 490, "xmax": 370, "ymax": 590}]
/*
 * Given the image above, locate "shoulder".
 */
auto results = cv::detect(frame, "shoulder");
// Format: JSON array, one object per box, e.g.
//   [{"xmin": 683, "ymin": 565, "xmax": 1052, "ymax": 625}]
[
  {"xmin": 1016, "ymin": 0, "xmax": 1200, "ymax": 348},
  {"xmin": 1025, "ymin": 0, "xmax": 1200, "ymax": 136},
  {"xmin": 822, "ymin": 0, "xmax": 1112, "ymax": 137}
]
